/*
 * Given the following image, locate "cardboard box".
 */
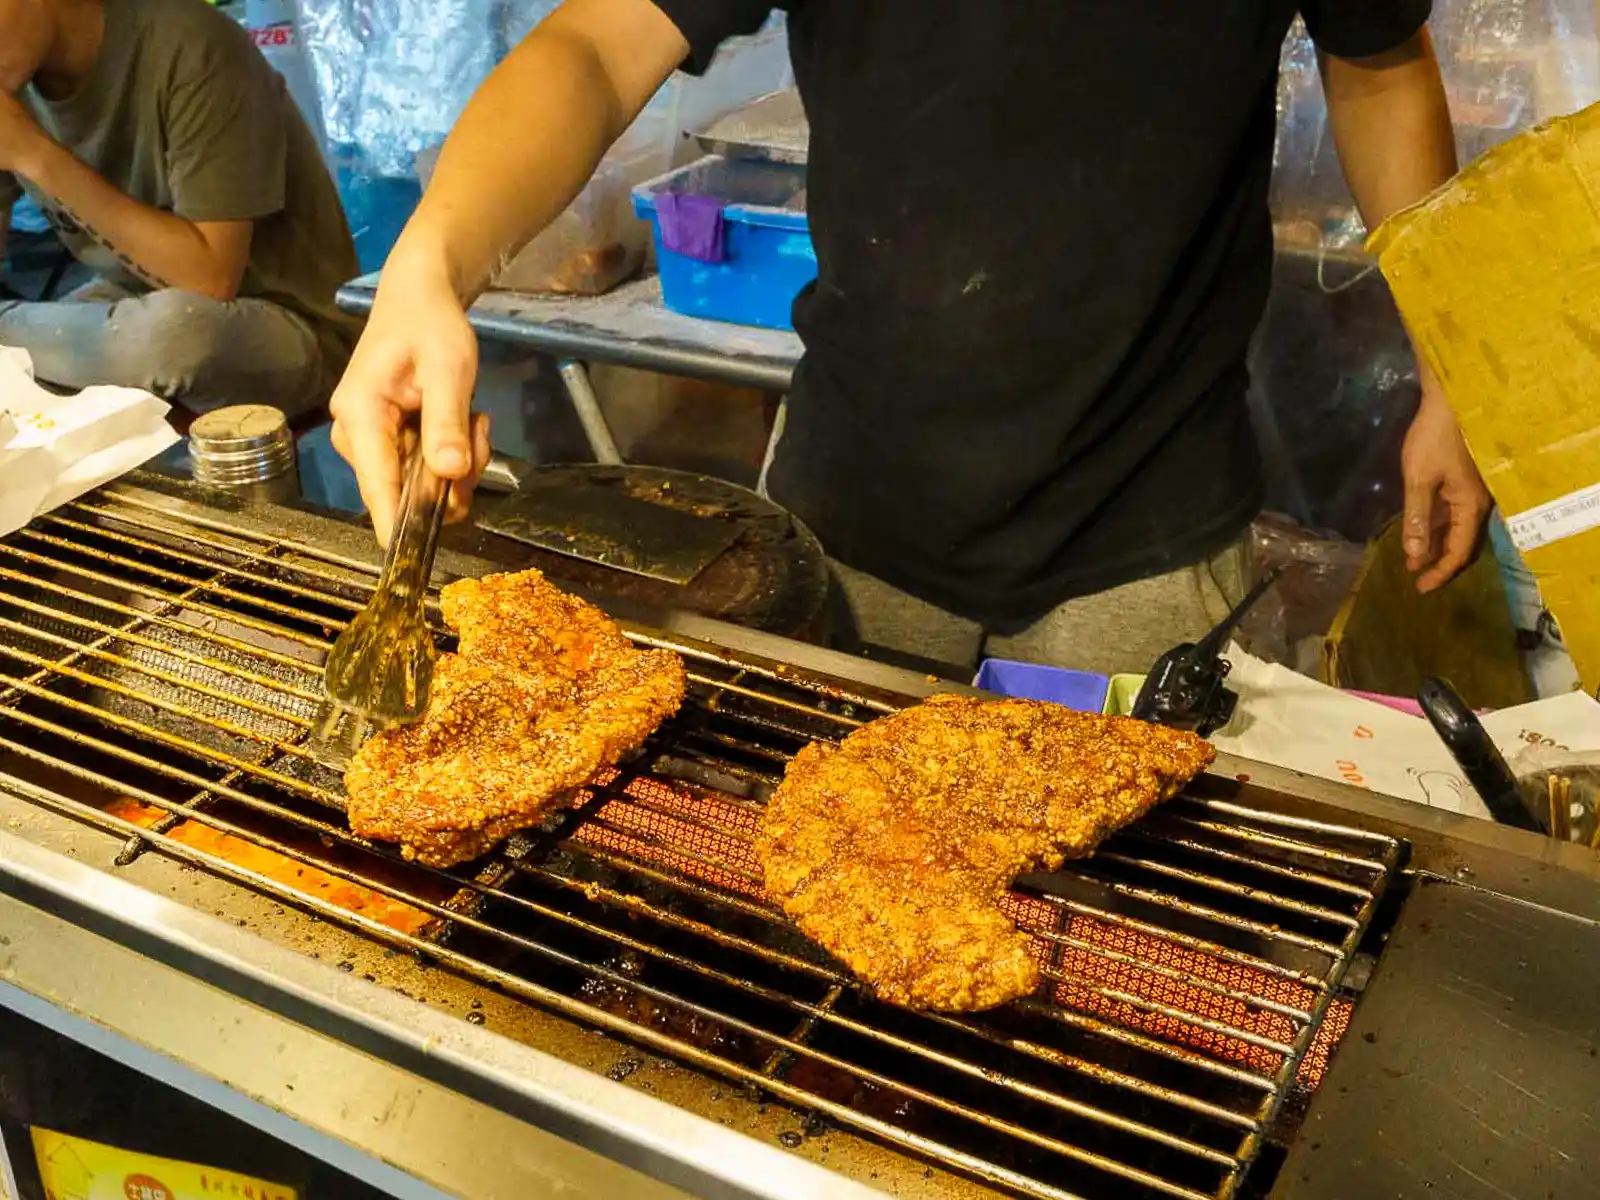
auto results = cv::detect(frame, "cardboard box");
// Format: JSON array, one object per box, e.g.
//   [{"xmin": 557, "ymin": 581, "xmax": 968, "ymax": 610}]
[{"xmin": 1369, "ymin": 103, "xmax": 1600, "ymax": 693}]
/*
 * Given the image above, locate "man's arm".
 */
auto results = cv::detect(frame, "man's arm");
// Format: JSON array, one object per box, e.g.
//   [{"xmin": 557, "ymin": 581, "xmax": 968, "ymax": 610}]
[
  {"xmin": 1321, "ymin": 31, "xmax": 1456, "ymax": 233},
  {"xmin": 398, "ymin": 0, "xmax": 690, "ymax": 303},
  {"xmin": 331, "ymin": 0, "xmax": 692, "ymax": 540},
  {"xmin": 1321, "ymin": 29, "xmax": 1489, "ymax": 593},
  {"xmin": 0, "ymin": 94, "xmax": 251, "ymax": 301}
]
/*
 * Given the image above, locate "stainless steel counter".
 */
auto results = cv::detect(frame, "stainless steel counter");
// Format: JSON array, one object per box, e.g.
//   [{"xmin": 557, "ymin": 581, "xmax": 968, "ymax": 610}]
[{"xmin": 0, "ymin": 476, "xmax": 1597, "ymax": 1200}]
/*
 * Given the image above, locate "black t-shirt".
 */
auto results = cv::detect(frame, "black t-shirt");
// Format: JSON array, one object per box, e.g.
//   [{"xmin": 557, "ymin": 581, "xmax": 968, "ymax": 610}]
[{"xmin": 652, "ymin": 0, "xmax": 1430, "ymax": 629}]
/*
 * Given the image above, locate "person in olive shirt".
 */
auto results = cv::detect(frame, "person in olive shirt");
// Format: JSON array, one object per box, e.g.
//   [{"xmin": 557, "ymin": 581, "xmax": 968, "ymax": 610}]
[
  {"xmin": 329, "ymin": 0, "xmax": 1490, "ymax": 674},
  {"xmin": 0, "ymin": 0, "xmax": 360, "ymax": 417}
]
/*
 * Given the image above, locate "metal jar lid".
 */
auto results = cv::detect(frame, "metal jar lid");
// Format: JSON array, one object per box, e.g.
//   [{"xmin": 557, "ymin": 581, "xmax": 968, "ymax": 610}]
[{"xmin": 188, "ymin": 405, "xmax": 296, "ymax": 488}]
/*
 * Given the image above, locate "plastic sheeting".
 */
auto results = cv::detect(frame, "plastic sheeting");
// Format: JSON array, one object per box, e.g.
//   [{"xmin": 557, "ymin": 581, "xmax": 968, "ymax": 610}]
[
  {"xmin": 293, "ymin": 1, "xmax": 789, "ymax": 270},
  {"xmin": 243, "ymin": 0, "xmax": 329, "ymax": 158},
  {"xmin": 1255, "ymin": 1, "xmax": 1600, "ymax": 542},
  {"xmin": 1272, "ymin": 1, "xmax": 1600, "ymax": 254},
  {"xmin": 298, "ymin": 0, "xmax": 505, "ymax": 178},
  {"xmin": 298, "ymin": 1, "xmax": 789, "ymax": 182}
]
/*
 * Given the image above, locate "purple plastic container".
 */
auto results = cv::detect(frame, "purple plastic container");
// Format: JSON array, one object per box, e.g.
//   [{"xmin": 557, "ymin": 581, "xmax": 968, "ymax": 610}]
[{"xmin": 973, "ymin": 659, "xmax": 1110, "ymax": 714}]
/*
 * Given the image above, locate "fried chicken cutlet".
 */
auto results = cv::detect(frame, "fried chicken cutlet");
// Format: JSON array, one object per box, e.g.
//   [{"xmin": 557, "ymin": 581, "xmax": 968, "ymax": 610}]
[
  {"xmin": 344, "ymin": 570, "xmax": 685, "ymax": 867},
  {"xmin": 755, "ymin": 696, "xmax": 1214, "ymax": 1012}
]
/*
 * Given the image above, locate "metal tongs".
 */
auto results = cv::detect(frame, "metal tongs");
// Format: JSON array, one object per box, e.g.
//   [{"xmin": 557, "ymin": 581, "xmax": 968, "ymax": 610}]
[{"xmin": 311, "ymin": 446, "xmax": 449, "ymax": 770}]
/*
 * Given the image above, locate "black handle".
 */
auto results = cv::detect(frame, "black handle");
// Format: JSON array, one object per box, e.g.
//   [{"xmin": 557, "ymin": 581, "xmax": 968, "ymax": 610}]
[
  {"xmin": 1192, "ymin": 566, "xmax": 1285, "ymax": 660},
  {"xmin": 1417, "ymin": 676, "xmax": 1540, "ymax": 832}
]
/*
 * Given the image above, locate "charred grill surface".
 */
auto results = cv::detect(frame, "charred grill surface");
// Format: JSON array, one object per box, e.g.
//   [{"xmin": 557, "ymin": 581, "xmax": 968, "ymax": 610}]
[{"xmin": 0, "ymin": 486, "xmax": 1403, "ymax": 1200}]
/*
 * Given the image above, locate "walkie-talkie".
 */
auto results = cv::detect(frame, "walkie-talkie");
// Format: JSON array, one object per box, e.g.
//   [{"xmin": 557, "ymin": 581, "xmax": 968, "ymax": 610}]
[{"xmin": 1130, "ymin": 567, "xmax": 1284, "ymax": 736}]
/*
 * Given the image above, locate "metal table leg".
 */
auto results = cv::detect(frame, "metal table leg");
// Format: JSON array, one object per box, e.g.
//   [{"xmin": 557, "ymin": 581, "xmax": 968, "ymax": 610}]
[{"xmin": 556, "ymin": 359, "xmax": 623, "ymax": 465}]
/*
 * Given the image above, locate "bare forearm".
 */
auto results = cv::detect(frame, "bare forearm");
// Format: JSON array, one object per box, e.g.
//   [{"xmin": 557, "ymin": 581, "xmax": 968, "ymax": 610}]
[
  {"xmin": 392, "ymin": 0, "xmax": 686, "ymax": 301},
  {"xmin": 1324, "ymin": 27, "xmax": 1487, "ymax": 588},
  {"xmin": 1323, "ymin": 30, "xmax": 1456, "ymax": 237},
  {"xmin": 20, "ymin": 139, "xmax": 239, "ymax": 298},
  {"xmin": 1324, "ymin": 30, "xmax": 1456, "ymax": 393},
  {"xmin": 397, "ymin": 31, "xmax": 630, "ymax": 300}
]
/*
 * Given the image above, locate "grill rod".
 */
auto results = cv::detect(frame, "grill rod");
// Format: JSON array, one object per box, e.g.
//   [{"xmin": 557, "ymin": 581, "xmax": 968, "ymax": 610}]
[
  {"xmin": 0, "ymin": 695, "xmax": 1316, "ymax": 1091},
  {"xmin": 0, "ymin": 666, "xmax": 1356, "ymax": 1069},
  {"xmin": 0, "ymin": 538, "xmax": 873, "ymax": 739},
  {"xmin": 0, "ymin": 751, "xmax": 1232, "ymax": 1200},
  {"xmin": 0, "ymin": 677, "xmax": 1385, "ymax": 1198},
  {"xmin": 0, "ymin": 595, "xmax": 1379, "ymax": 1017},
  {"xmin": 0, "ymin": 492, "xmax": 1406, "ymax": 1200}
]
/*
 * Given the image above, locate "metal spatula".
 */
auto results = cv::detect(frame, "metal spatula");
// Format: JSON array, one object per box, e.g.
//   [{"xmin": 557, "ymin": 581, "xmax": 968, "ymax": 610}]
[{"xmin": 311, "ymin": 447, "xmax": 448, "ymax": 771}]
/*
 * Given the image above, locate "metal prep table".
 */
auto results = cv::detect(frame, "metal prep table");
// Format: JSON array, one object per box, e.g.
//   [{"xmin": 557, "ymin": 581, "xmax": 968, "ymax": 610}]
[
  {"xmin": 335, "ymin": 90, "xmax": 807, "ymax": 469},
  {"xmin": 1, "ymin": 475, "xmax": 1599, "ymax": 1200},
  {"xmin": 334, "ymin": 272, "xmax": 803, "ymax": 466}
]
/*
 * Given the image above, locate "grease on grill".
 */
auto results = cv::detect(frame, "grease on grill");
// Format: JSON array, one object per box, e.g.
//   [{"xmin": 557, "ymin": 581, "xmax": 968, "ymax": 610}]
[
  {"xmin": 559, "ymin": 772, "xmax": 1335, "ymax": 1083},
  {"xmin": 104, "ymin": 798, "xmax": 434, "ymax": 935},
  {"xmin": 579, "ymin": 971, "xmax": 754, "ymax": 1062},
  {"xmin": 0, "ymin": 490, "xmax": 1405, "ymax": 1200}
]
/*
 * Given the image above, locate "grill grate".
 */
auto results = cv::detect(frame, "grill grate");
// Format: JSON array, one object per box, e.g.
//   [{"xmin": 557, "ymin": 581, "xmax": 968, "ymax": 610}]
[{"xmin": 0, "ymin": 489, "xmax": 1403, "ymax": 1200}]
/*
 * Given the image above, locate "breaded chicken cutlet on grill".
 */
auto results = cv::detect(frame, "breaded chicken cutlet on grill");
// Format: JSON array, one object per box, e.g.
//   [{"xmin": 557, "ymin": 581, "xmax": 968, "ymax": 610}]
[
  {"xmin": 344, "ymin": 569, "xmax": 685, "ymax": 868},
  {"xmin": 755, "ymin": 696, "xmax": 1214, "ymax": 1012}
]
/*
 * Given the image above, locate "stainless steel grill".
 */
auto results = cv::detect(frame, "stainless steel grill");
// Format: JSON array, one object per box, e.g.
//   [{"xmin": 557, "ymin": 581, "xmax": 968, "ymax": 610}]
[{"xmin": 0, "ymin": 486, "xmax": 1405, "ymax": 1200}]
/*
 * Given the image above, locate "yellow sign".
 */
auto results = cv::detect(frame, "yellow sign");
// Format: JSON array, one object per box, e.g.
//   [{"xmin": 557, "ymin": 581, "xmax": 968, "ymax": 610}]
[{"xmin": 30, "ymin": 1128, "xmax": 298, "ymax": 1200}]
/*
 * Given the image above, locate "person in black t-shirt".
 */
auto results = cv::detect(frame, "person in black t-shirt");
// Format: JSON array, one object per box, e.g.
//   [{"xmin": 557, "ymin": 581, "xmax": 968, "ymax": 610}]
[{"xmin": 328, "ymin": 0, "xmax": 1488, "ymax": 674}]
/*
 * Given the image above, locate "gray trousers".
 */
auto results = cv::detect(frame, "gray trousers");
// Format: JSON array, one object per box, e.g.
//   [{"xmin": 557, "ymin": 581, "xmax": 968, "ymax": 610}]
[
  {"xmin": 759, "ymin": 398, "xmax": 1248, "ymax": 676},
  {"xmin": 0, "ymin": 278, "xmax": 330, "ymax": 417},
  {"xmin": 829, "ymin": 546, "xmax": 1248, "ymax": 677}
]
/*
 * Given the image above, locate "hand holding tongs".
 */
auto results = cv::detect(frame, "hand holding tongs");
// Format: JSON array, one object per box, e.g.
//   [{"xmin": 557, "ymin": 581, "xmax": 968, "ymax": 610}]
[{"xmin": 312, "ymin": 446, "xmax": 449, "ymax": 770}]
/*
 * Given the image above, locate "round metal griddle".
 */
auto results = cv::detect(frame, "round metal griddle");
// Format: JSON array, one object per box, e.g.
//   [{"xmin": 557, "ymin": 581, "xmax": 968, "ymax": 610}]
[{"xmin": 471, "ymin": 463, "xmax": 830, "ymax": 640}]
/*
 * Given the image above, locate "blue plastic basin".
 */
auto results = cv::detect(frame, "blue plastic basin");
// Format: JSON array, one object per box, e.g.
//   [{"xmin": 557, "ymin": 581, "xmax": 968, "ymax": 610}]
[{"xmin": 632, "ymin": 155, "xmax": 815, "ymax": 331}]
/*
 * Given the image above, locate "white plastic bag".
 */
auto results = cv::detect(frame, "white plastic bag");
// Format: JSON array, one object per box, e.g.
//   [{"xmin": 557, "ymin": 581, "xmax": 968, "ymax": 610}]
[
  {"xmin": 1211, "ymin": 643, "xmax": 1600, "ymax": 821},
  {"xmin": 0, "ymin": 349, "xmax": 179, "ymax": 536}
]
